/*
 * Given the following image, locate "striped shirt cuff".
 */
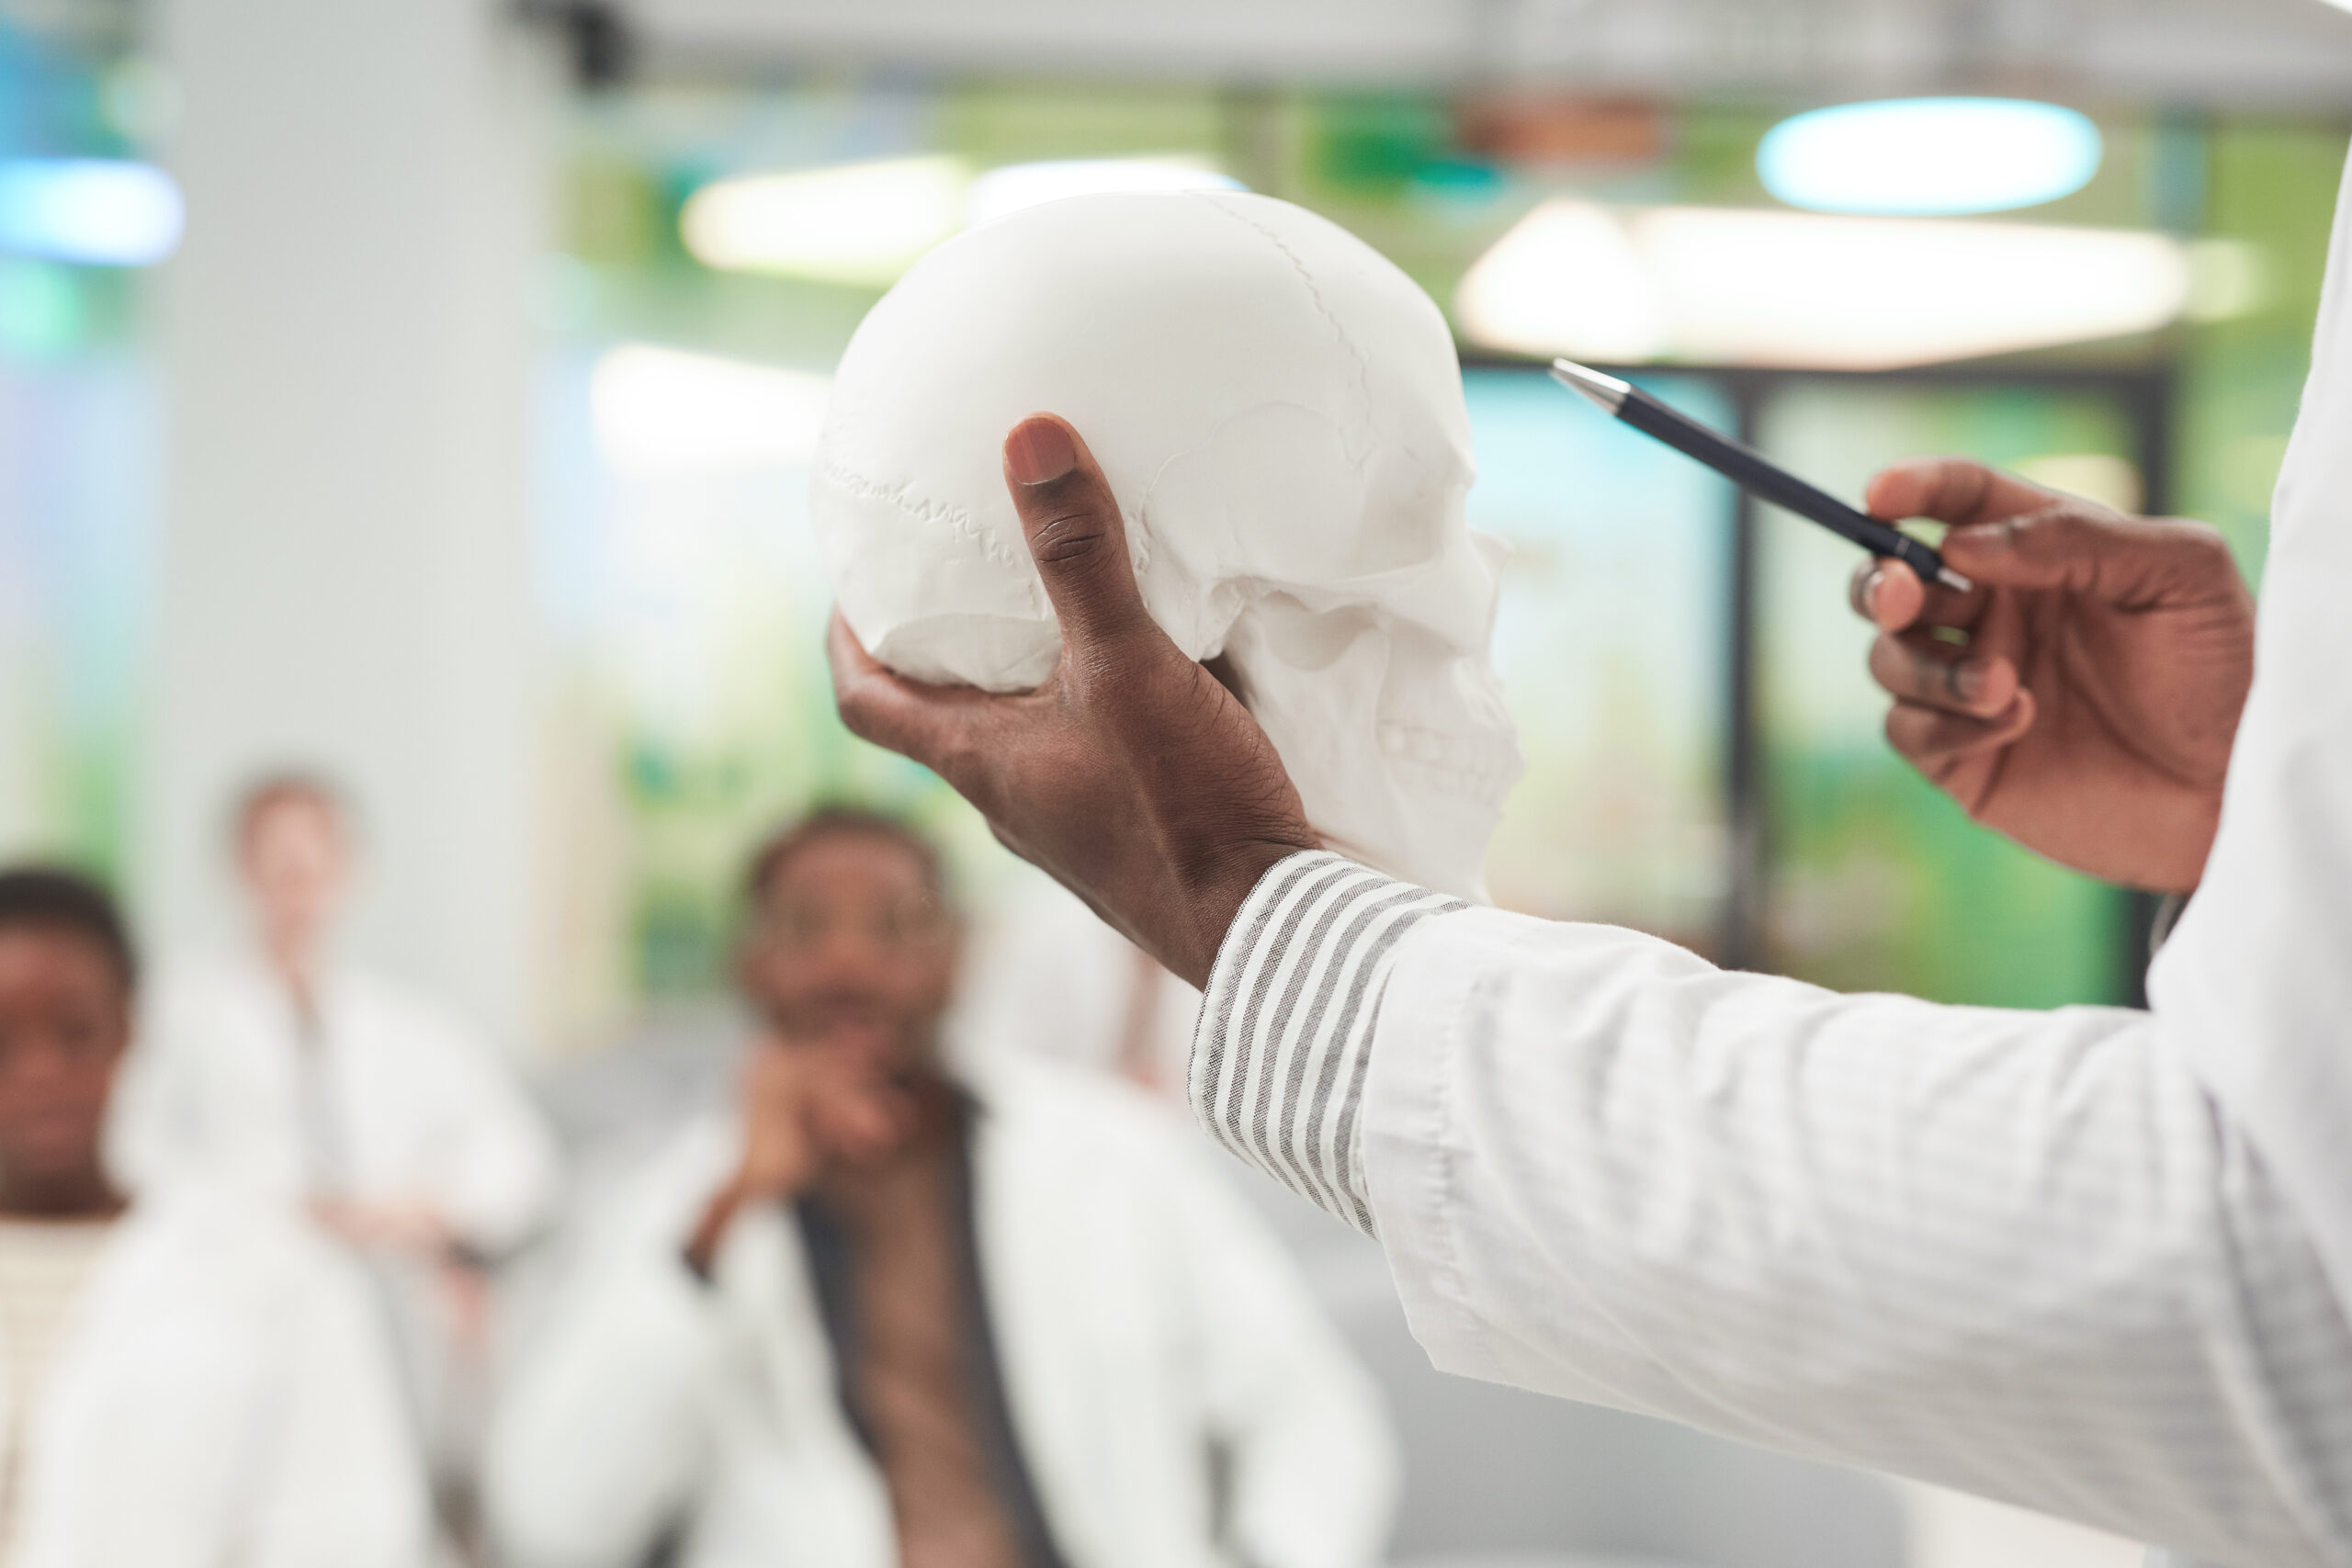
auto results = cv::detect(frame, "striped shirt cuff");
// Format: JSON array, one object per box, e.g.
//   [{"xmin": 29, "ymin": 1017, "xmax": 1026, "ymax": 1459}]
[{"xmin": 1186, "ymin": 851, "xmax": 1470, "ymax": 1236}]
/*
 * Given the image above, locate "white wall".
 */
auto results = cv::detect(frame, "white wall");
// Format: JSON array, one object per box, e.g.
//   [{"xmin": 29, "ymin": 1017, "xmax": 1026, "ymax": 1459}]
[{"xmin": 145, "ymin": 0, "xmax": 559, "ymax": 1051}]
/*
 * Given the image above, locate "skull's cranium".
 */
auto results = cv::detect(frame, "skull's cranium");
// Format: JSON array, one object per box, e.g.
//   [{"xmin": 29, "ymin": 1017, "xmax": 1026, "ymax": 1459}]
[{"xmin": 814, "ymin": 189, "xmax": 1522, "ymax": 898}]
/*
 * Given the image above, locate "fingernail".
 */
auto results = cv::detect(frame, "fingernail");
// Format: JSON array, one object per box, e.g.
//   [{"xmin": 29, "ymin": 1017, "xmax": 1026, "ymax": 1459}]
[
  {"xmin": 1006, "ymin": 418, "xmax": 1077, "ymax": 486},
  {"xmin": 1955, "ymin": 661, "xmax": 1988, "ymax": 702},
  {"xmin": 1861, "ymin": 568, "xmax": 1884, "ymax": 615}
]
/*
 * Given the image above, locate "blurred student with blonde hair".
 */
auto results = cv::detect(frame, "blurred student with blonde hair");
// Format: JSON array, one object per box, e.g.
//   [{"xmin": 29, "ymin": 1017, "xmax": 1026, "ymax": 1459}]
[{"xmin": 109, "ymin": 773, "xmax": 561, "ymax": 1526}]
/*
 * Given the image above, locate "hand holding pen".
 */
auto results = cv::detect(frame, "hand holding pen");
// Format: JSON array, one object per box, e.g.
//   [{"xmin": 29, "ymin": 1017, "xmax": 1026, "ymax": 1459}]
[{"xmin": 1851, "ymin": 457, "xmax": 2254, "ymax": 896}]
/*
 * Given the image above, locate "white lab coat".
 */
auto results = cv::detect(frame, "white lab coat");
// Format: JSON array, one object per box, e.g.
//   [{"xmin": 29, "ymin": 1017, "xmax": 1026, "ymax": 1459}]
[
  {"xmin": 1190, "ymin": 154, "xmax": 2352, "ymax": 1568},
  {"xmin": 111, "ymin": 954, "xmax": 560, "ymax": 1256},
  {"xmin": 2148, "ymin": 144, "xmax": 2352, "ymax": 1328},
  {"xmin": 485, "ymin": 1055, "xmax": 1396, "ymax": 1568},
  {"xmin": 7, "ymin": 1189, "xmax": 432, "ymax": 1568}
]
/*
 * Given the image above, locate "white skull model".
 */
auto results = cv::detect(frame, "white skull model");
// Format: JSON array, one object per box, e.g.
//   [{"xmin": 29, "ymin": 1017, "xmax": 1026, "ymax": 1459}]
[{"xmin": 813, "ymin": 189, "xmax": 1522, "ymax": 898}]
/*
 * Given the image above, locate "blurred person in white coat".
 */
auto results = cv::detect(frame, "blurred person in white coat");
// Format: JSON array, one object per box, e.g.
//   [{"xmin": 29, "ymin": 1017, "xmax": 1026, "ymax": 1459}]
[
  {"xmin": 829, "ymin": 145, "xmax": 2352, "ymax": 1568},
  {"xmin": 957, "ymin": 874, "xmax": 1200, "ymax": 1094},
  {"xmin": 485, "ymin": 808, "xmax": 1395, "ymax": 1568},
  {"xmin": 108, "ymin": 776, "xmax": 561, "ymax": 1491},
  {"xmin": 0, "ymin": 865, "xmax": 430, "ymax": 1568}
]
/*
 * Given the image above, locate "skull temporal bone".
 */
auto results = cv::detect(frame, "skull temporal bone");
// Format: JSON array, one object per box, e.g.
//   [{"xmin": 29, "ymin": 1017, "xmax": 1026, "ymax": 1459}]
[{"xmin": 813, "ymin": 189, "xmax": 1523, "ymax": 898}]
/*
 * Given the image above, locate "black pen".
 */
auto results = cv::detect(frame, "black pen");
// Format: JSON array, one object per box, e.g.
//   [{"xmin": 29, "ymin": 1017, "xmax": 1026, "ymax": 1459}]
[{"xmin": 1549, "ymin": 359, "xmax": 1973, "ymax": 592}]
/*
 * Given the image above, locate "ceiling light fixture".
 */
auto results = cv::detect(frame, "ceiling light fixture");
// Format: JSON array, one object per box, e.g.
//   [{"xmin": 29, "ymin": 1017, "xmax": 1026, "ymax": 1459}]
[
  {"xmin": 1758, "ymin": 97, "xmax": 2103, "ymax": 217},
  {"xmin": 681, "ymin": 156, "xmax": 969, "ymax": 287},
  {"xmin": 683, "ymin": 154, "xmax": 1246, "ymax": 288},
  {"xmin": 1456, "ymin": 200, "xmax": 2190, "ymax": 370},
  {"xmin": 590, "ymin": 344, "xmax": 833, "ymax": 478},
  {"xmin": 966, "ymin": 158, "xmax": 1242, "ymax": 226},
  {"xmin": 0, "ymin": 159, "xmax": 183, "ymax": 266},
  {"xmin": 1453, "ymin": 199, "xmax": 1668, "ymax": 362}
]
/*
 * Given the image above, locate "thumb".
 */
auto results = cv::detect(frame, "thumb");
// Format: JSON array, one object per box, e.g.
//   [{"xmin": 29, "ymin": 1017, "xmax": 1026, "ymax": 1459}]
[
  {"xmin": 1942, "ymin": 507, "xmax": 2233, "ymax": 606},
  {"xmin": 1002, "ymin": 415, "xmax": 1154, "ymax": 651}
]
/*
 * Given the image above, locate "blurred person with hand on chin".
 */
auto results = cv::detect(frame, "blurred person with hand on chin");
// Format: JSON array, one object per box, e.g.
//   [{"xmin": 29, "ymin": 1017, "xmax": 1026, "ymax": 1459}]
[
  {"xmin": 0, "ymin": 866, "xmax": 429, "ymax": 1567},
  {"xmin": 826, "ymin": 142, "xmax": 2352, "ymax": 1568},
  {"xmin": 108, "ymin": 774, "xmax": 562, "ymax": 1522},
  {"xmin": 487, "ymin": 807, "xmax": 1394, "ymax": 1568}
]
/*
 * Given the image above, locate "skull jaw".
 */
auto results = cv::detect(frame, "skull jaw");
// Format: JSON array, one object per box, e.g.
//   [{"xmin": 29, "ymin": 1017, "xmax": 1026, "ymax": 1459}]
[{"xmin": 1222, "ymin": 599, "xmax": 1522, "ymax": 902}]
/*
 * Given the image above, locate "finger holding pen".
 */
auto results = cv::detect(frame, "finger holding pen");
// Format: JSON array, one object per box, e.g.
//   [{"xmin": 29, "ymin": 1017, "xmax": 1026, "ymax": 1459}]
[
  {"xmin": 1848, "ymin": 455, "xmax": 2255, "ymax": 894},
  {"xmin": 1849, "ymin": 556, "xmax": 2013, "ymax": 722}
]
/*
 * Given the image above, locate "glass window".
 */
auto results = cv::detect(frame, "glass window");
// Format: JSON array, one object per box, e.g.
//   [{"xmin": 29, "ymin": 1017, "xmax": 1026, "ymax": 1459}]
[
  {"xmin": 1468, "ymin": 367, "xmax": 1733, "ymax": 953},
  {"xmin": 1754, "ymin": 378, "xmax": 2143, "ymax": 1007}
]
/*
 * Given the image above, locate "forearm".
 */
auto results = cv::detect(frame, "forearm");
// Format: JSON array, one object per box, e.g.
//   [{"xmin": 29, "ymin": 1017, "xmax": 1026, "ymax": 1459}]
[
  {"xmin": 431, "ymin": 1081, "xmax": 567, "ymax": 1258},
  {"xmin": 1189, "ymin": 854, "xmax": 2352, "ymax": 1568}
]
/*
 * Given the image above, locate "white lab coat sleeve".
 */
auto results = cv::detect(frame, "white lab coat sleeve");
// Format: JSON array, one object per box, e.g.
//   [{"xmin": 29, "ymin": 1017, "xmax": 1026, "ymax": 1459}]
[
  {"xmin": 483, "ymin": 1237, "xmax": 723, "ymax": 1568},
  {"xmin": 406, "ymin": 1007, "xmax": 564, "ymax": 1258},
  {"xmin": 1156, "ymin": 1135, "xmax": 1398, "ymax": 1568},
  {"xmin": 2147, "ymin": 152, "xmax": 2352, "ymax": 1314},
  {"xmin": 1190, "ymin": 852, "xmax": 2352, "ymax": 1568},
  {"xmin": 243, "ymin": 1237, "xmax": 436, "ymax": 1568}
]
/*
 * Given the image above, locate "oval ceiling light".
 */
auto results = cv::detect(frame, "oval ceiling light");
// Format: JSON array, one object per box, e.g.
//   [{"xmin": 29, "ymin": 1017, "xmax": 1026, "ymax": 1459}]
[
  {"xmin": 967, "ymin": 158, "xmax": 1242, "ymax": 227},
  {"xmin": 1758, "ymin": 97, "xmax": 2102, "ymax": 217},
  {"xmin": 0, "ymin": 159, "xmax": 183, "ymax": 266},
  {"xmin": 1455, "ymin": 198, "xmax": 2189, "ymax": 370},
  {"xmin": 682, "ymin": 156, "xmax": 969, "ymax": 288}
]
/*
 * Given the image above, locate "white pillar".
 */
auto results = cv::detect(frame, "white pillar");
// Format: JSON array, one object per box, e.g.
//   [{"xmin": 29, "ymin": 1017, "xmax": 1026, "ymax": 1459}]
[{"xmin": 145, "ymin": 0, "xmax": 558, "ymax": 1051}]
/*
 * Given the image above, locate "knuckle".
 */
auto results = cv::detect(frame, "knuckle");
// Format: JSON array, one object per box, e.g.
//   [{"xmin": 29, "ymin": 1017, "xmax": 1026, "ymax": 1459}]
[
  {"xmin": 1939, "ymin": 459, "xmax": 1995, "ymax": 514},
  {"xmin": 2009, "ymin": 502, "xmax": 2077, "ymax": 538},
  {"xmin": 2175, "ymin": 520, "xmax": 2235, "ymax": 567},
  {"xmin": 1030, "ymin": 508, "xmax": 1110, "ymax": 567},
  {"xmin": 2003, "ymin": 503, "xmax": 2095, "ymax": 558}
]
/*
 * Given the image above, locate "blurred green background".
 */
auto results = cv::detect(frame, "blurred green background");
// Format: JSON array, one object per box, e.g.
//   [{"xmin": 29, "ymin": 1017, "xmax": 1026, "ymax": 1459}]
[{"xmin": 3, "ymin": 31, "xmax": 2343, "ymax": 1030}]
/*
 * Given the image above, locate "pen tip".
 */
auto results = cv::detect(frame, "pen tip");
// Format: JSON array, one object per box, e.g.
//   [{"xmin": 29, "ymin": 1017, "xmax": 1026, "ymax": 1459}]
[{"xmin": 1547, "ymin": 359, "xmax": 1632, "ymax": 412}]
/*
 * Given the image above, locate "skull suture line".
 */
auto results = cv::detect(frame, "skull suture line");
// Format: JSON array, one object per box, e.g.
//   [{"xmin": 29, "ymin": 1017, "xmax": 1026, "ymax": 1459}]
[{"xmin": 814, "ymin": 190, "xmax": 1523, "ymax": 899}]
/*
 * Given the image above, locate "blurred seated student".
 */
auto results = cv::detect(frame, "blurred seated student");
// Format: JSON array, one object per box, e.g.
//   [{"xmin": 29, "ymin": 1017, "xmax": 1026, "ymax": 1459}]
[
  {"xmin": 0, "ymin": 865, "xmax": 430, "ymax": 1567},
  {"xmin": 107, "ymin": 774, "xmax": 562, "ymax": 1489},
  {"xmin": 485, "ymin": 807, "xmax": 1396, "ymax": 1568}
]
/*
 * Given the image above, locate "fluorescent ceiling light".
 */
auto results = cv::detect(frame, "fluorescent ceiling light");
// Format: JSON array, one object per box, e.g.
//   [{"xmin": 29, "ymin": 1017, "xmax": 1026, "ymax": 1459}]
[
  {"xmin": 1453, "ymin": 199, "xmax": 1668, "ymax": 362},
  {"xmin": 1457, "ymin": 200, "xmax": 2190, "ymax": 370},
  {"xmin": 1759, "ymin": 98, "xmax": 2102, "ymax": 217},
  {"xmin": 967, "ymin": 158, "xmax": 1242, "ymax": 226},
  {"xmin": 684, "ymin": 154, "xmax": 1244, "ymax": 286},
  {"xmin": 0, "ymin": 159, "xmax": 182, "ymax": 266},
  {"xmin": 591, "ymin": 344, "xmax": 832, "ymax": 478},
  {"xmin": 681, "ymin": 156, "xmax": 968, "ymax": 287}
]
